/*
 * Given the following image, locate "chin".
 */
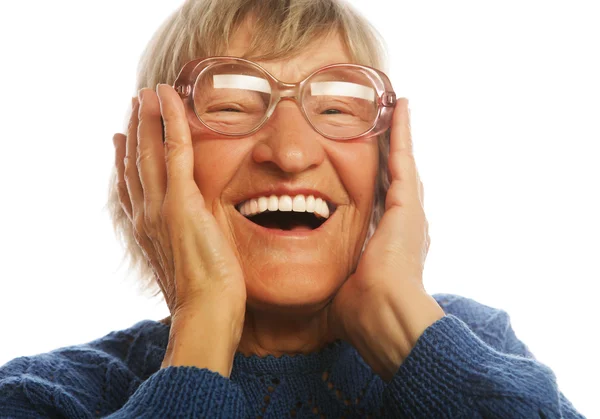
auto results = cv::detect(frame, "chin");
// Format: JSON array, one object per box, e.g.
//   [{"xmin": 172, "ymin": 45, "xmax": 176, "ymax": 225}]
[{"xmin": 244, "ymin": 265, "xmax": 344, "ymax": 312}]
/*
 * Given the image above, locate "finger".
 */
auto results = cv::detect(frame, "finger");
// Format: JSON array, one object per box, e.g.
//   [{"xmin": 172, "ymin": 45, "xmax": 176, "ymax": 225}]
[
  {"xmin": 137, "ymin": 89, "xmax": 175, "ymax": 307},
  {"xmin": 386, "ymin": 98, "xmax": 421, "ymax": 209},
  {"xmin": 388, "ymin": 98, "xmax": 415, "ymax": 181},
  {"xmin": 137, "ymin": 88, "xmax": 167, "ymax": 219},
  {"xmin": 125, "ymin": 98, "xmax": 145, "ymax": 216},
  {"xmin": 156, "ymin": 84, "xmax": 196, "ymax": 195},
  {"xmin": 113, "ymin": 133, "xmax": 132, "ymax": 219}
]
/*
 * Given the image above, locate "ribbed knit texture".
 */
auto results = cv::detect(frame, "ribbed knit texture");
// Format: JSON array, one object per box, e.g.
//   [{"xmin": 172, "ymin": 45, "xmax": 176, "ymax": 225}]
[{"xmin": 0, "ymin": 293, "xmax": 585, "ymax": 418}]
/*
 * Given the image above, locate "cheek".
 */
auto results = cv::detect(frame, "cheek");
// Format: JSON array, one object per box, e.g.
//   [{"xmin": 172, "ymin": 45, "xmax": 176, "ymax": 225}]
[
  {"xmin": 191, "ymin": 141, "xmax": 241, "ymax": 206},
  {"xmin": 330, "ymin": 141, "xmax": 379, "ymax": 210}
]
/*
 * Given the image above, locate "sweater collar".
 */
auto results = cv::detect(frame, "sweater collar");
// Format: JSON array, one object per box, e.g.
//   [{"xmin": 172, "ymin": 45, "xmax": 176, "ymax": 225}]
[
  {"xmin": 232, "ymin": 339, "xmax": 350, "ymax": 376},
  {"xmin": 143, "ymin": 319, "xmax": 352, "ymax": 377}
]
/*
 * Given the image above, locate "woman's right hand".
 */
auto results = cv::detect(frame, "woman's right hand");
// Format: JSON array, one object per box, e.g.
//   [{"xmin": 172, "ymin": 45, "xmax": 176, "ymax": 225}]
[{"xmin": 113, "ymin": 85, "xmax": 247, "ymax": 377}]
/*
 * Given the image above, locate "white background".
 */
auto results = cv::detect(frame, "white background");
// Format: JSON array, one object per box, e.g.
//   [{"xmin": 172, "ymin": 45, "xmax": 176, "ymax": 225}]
[{"xmin": 0, "ymin": 1, "xmax": 597, "ymax": 417}]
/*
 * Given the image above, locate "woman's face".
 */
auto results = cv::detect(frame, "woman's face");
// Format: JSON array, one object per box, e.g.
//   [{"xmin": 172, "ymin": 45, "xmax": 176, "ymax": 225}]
[{"xmin": 190, "ymin": 31, "xmax": 379, "ymax": 311}]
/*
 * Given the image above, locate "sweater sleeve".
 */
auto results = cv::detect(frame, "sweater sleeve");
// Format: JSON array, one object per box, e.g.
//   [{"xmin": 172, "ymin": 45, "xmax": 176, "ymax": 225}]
[
  {"xmin": 381, "ymin": 313, "xmax": 586, "ymax": 419},
  {"xmin": 104, "ymin": 367, "xmax": 247, "ymax": 418},
  {"xmin": 0, "ymin": 353, "xmax": 247, "ymax": 418}
]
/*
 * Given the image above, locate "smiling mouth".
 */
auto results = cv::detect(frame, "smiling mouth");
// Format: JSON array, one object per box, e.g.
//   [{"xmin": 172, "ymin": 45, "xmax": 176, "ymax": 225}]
[
  {"xmin": 234, "ymin": 194, "xmax": 338, "ymax": 231},
  {"xmin": 236, "ymin": 207, "xmax": 337, "ymax": 231}
]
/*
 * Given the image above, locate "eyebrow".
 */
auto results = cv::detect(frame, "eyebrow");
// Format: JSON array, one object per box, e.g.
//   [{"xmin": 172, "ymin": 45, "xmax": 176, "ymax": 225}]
[{"xmin": 211, "ymin": 74, "xmax": 375, "ymax": 101}]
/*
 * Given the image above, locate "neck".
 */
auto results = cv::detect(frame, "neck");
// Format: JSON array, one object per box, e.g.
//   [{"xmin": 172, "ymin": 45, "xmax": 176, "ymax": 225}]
[{"xmin": 237, "ymin": 304, "xmax": 336, "ymax": 357}]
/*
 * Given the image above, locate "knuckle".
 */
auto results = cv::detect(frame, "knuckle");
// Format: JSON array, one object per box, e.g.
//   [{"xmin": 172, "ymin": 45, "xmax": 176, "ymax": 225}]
[
  {"xmin": 133, "ymin": 214, "xmax": 147, "ymax": 235},
  {"xmin": 123, "ymin": 156, "xmax": 135, "ymax": 172},
  {"xmin": 163, "ymin": 135, "xmax": 180, "ymax": 153},
  {"xmin": 132, "ymin": 228, "xmax": 144, "ymax": 246},
  {"xmin": 143, "ymin": 206, "xmax": 161, "ymax": 237},
  {"xmin": 123, "ymin": 171, "xmax": 133, "ymax": 184},
  {"xmin": 116, "ymin": 181, "xmax": 129, "ymax": 201},
  {"xmin": 163, "ymin": 129, "xmax": 188, "ymax": 152},
  {"xmin": 136, "ymin": 148, "xmax": 150, "ymax": 168},
  {"xmin": 123, "ymin": 158, "xmax": 139, "ymax": 180}
]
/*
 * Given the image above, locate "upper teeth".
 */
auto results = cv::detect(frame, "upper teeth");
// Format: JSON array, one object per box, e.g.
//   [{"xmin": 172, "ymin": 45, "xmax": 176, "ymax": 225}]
[{"xmin": 238, "ymin": 195, "xmax": 332, "ymax": 219}]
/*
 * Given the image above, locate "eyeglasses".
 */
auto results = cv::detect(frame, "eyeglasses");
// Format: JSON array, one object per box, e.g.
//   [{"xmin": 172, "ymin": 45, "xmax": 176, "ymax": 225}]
[{"xmin": 173, "ymin": 56, "xmax": 397, "ymax": 141}]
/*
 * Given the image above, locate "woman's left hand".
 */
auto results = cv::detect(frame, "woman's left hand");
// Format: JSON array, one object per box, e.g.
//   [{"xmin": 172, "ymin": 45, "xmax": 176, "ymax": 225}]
[{"xmin": 327, "ymin": 98, "xmax": 446, "ymax": 382}]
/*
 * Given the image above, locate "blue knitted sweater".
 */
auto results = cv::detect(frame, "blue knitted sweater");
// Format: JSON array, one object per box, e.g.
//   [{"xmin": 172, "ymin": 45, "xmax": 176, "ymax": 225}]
[{"xmin": 0, "ymin": 293, "xmax": 585, "ymax": 418}]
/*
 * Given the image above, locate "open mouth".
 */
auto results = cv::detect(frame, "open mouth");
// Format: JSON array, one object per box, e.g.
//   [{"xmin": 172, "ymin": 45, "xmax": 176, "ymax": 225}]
[
  {"xmin": 243, "ymin": 210, "xmax": 329, "ymax": 231},
  {"xmin": 235, "ymin": 195, "xmax": 338, "ymax": 232}
]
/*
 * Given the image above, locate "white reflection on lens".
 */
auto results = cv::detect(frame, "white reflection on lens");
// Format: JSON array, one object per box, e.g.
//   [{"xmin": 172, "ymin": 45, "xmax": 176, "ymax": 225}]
[
  {"xmin": 212, "ymin": 74, "xmax": 271, "ymax": 94},
  {"xmin": 310, "ymin": 81, "xmax": 375, "ymax": 102}
]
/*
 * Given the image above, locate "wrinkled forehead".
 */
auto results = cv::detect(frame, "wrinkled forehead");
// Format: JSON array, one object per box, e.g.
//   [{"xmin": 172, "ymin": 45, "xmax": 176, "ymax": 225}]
[{"xmin": 226, "ymin": 22, "xmax": 355, "ymax": 82}]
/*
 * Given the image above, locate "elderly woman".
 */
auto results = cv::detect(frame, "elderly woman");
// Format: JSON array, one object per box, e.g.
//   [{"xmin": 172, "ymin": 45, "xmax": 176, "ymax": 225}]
[{"xmin": 0, "ymin": 0, "xmax": 584, "ymax": 418}]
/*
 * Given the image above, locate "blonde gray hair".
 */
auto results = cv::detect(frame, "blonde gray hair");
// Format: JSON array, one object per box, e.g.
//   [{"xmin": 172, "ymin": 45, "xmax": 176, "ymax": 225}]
[{"xmin": 107, "ymin": 0, "xmax": 391, "ymax": 299}]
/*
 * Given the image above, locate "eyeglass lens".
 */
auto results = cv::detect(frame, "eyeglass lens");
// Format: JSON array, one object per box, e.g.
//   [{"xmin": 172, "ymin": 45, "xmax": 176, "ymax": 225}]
[{"xmin": 192, "ymin": 62, "xmax": 379, "ymax": 138}]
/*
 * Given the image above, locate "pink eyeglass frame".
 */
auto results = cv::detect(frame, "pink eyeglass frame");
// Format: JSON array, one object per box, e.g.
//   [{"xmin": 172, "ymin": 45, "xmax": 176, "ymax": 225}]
[{"xmin": 172, "ymin": 56, "xmax": 397, "ymax": 141}]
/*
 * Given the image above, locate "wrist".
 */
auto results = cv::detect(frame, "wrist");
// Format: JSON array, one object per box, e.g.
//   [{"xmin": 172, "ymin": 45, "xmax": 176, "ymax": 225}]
[
  {"xmin": 161, "ymin": 306, "xmax": 244, "ymax": 378},
  {"xmin": 352, "ymin": 284, "xmax": 445, "ymax": 382},
  {"xmin": 161, "ymin": 334, "xmax": 236, "ymax": 378}
]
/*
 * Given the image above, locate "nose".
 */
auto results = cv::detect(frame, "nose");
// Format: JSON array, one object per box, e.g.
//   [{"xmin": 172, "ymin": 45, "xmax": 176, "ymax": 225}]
[{"xmin": 252, "ymin": 101, "xmax": 325, "ymax": 174}]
